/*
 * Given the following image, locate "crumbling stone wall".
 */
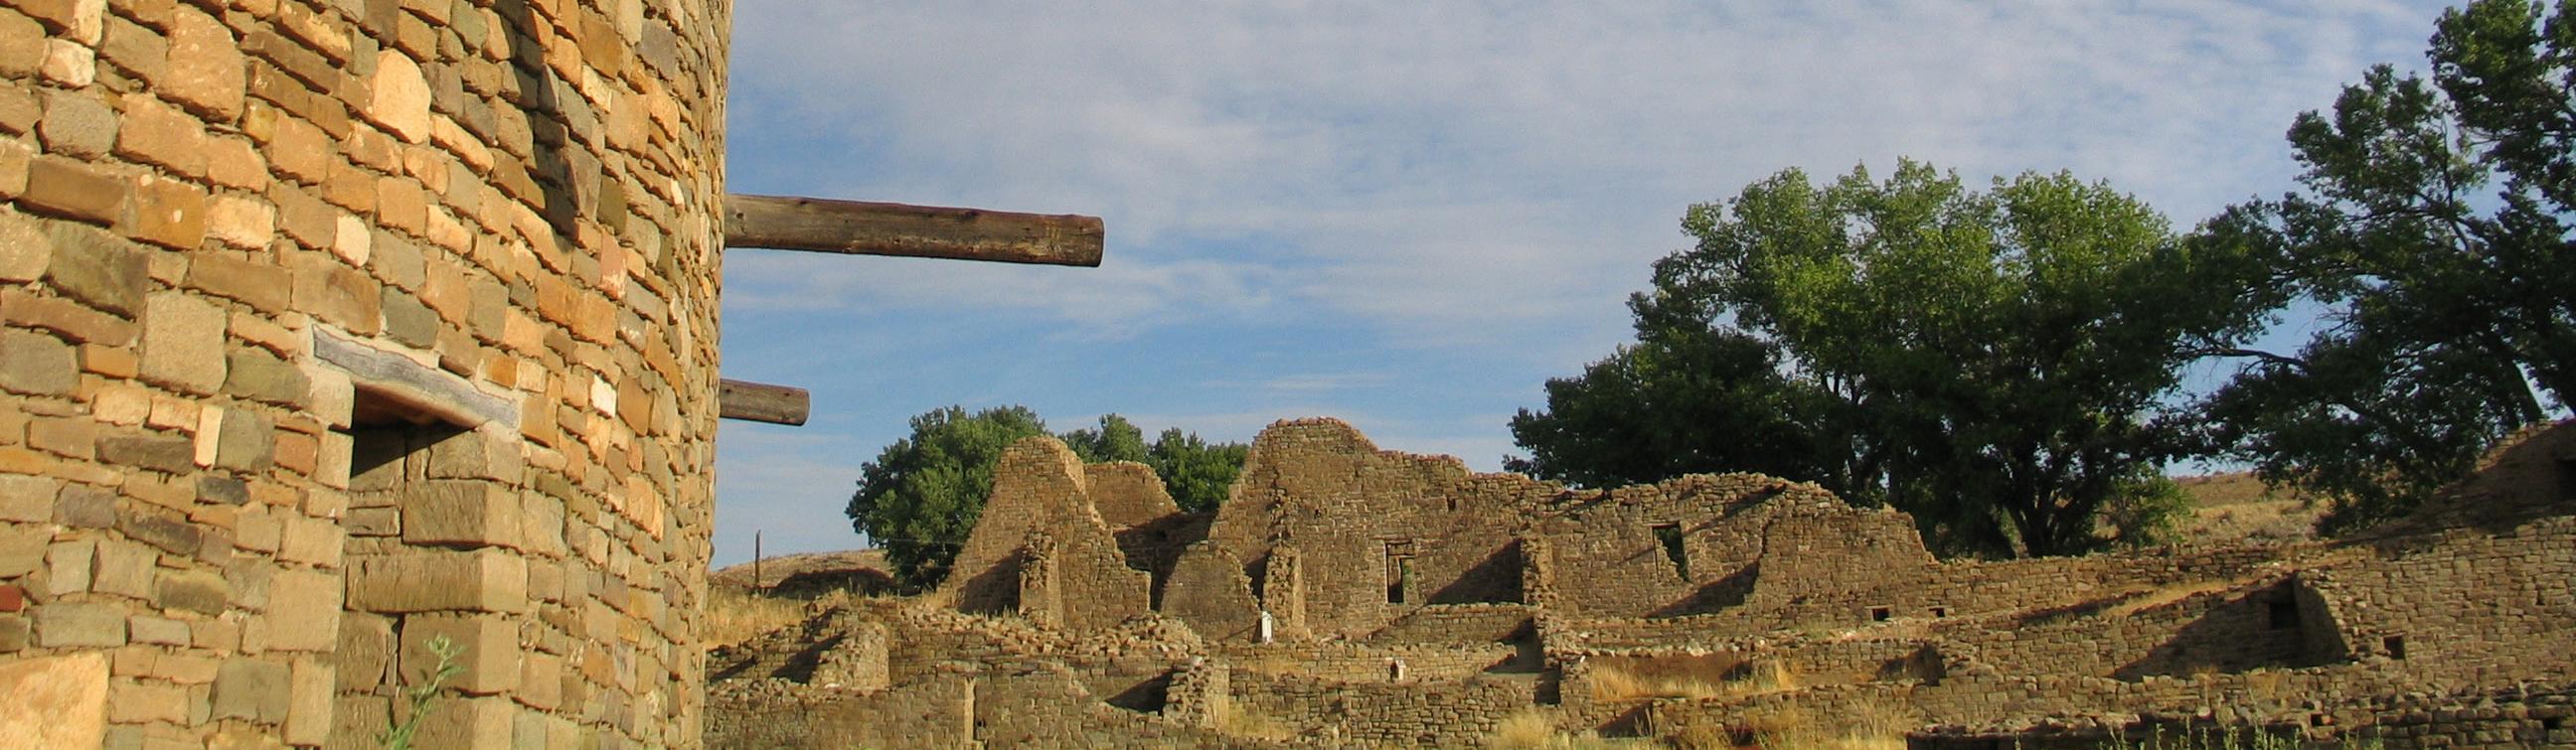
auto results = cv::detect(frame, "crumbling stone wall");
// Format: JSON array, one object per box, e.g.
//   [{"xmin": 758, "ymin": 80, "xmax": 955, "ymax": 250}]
[
  {"xmin": 0, "ymin": 0, "xmax": 730, "ymax": 746},
  {"xmin": 938, "ymin": 436, "xmax": 1151, "ymax": 630}
]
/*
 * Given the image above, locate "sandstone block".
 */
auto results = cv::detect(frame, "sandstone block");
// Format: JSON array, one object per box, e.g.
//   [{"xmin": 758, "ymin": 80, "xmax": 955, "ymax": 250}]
[
  {"xmin": 0, "ymin": 614, "xmax": 24, "ymax": 652},
  {"xmin": 155, "ymin": 567, "xmax": 229, "ymax": 614},
  {"xmin": 0, "ymin": 329, "xmax": 78, "ymax": 396},
  {"xmin": 111, "ymin": 93, "xmax": 208, "ymax": 176},
  {"xmin": 262, "ymin": 568, "xmax": 341, "ymax": 653},
  {"xmin": 211, "ymin": 659, "xmax": 290, "ymax": 722},
  {"xmin": 162, "ymin": 6, "xmax": 244, "ymax": 120},
  {"xmin": 0, "ymin": 212, "xmax": 49, "ymax": 283},
  {"xmin": 21, "ymin": 156, "xmax": 126, "ymax": 226},
  {"xmin": 401, "ymin": 612, "xmax": 520, "ymax": 694},
  {"xmin": 41, "ymin": 39, "xmax": 95, "ymax": 87},
  {"xmin": 347, "ymin": 549, "xmax": 527, "ymax": 613},
  {"xmin": 96, "ymin": 434, "xmax": 190, "ymax": 474},
  {"xmin": 285, "ymin": 658, "xmax": 331, "ymax": 745},
  {"xmin": 225, "ymin": 350, "xmax": 309, "ymax": 406},
  {"xmin": 118, "ymin": 507, "xmax": 202, "ymax": 556},
  {"xmin": 138, "ymin": 291, "xmax": 228, "ymax": 394},
  {"xmin": 402, "ymin": 481, "xmax": 522, "ymax": 549},
  {"xmin": 130, "ymin": 176, "xmax": 206, "ymax": 249},
  {"xmin": 275, "ymin": 514, "xmax": 343, "ymax": 567},
  {"xmin": 41, "ymin": 222, "xmax": 145, "ymax": 316},
  {"xmin": 103, "ymin": 679, "xmax": 185, "ymax": 724},
  {"xmin": 34, "ymin": 601, "xmax": 125, "ymax": 648},
  {"xmin": 36, "ymin": 90, "xmax": 113, "ymax": 158},
  {"xmin": 128, "ymin": 615, "xmax": 188, "ymax": 646},
  {"xmin": 0, "ymin": 525, "xmax": 47, "ymax": 577},
  {"xmin": 45, "ymin": 539, "xmax": 92, "ymax": 596},
  {"xmin": 216, "ymin": 408, "xmax": 274, "ymax": 472},
  {"xmin": 203, "ymin": 194, "xmax": 275, "ymax": 250},
  {"xmin": 290, "ymin": 252, "xmax": 382, "ymax": 335},
  {"xmin": 0, "ymin": 137, "xmax": 30, "ymax": 198},
  {"xmin": 0, "ymin": 475, "xmax": 56, "ymax": 522},
  {"xmin": 184, "ymin": 251, "xmax": 292, "ymax": 312},
  {"xmin": 330, "ymin": 611, "xmax": 392, "ymax": 692},
  {"xmin": 0, "ymin": 12, "xmax": 43, "ymax": 78},
  {"xmin": 89, "ymin": 537, "xmax": 152, "ymax": 598},
  {"xmin": 366, "ymin": 50, "xmax": 431, "ymax": 143},
  {"xmin": 0, "ymin": 653, "xmax": 108, "ymax": 748},
  {"xmin": 412, "ymin": 695, "xmax": 514, "ymax": 749},
  {"xmin": 17, "ymin": 0, "xmax": 106, "ymax": 43}
]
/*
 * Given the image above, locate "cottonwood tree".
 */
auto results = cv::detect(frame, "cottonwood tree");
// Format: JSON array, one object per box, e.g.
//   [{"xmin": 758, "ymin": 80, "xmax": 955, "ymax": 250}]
[
  {"xmin": 1515, "ymin": 161, "xmax": 2268, "ymax": 556},
  {"xmin": 2199, "ymin": 0, "xmax": 2576, "ymax": 531}
]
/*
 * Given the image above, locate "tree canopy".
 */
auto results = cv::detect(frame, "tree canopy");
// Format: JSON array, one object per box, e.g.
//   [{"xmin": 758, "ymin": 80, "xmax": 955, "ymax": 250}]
[
  {"xmin": 1514, "ymin": 161, "xmax": 2268, "ymax": 556},
  {"xmin": 2198, "ymin": 0, "xmax": 2575, "ymax": 531},
  {"xmin": 848, "ymin": 408, "xmax": 1249, "ymax": 589}
]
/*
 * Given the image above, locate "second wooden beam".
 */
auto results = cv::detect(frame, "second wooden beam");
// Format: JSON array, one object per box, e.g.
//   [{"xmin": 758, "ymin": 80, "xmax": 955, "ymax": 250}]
[{"xmin": 724, "ymin": 194, "xmax": 1104, "ymax": 267}]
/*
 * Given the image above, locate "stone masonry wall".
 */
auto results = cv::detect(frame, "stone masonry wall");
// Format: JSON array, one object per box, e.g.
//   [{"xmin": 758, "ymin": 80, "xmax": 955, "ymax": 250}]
[{"xmin": 0, "ymin": 0, "xmax": 729, "ymax": 745}]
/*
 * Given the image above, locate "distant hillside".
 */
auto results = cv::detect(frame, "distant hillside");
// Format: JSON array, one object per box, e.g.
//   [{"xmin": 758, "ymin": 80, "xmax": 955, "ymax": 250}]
[
  {"xmin": 2173, "ymin": 471, "xmax": 2322, "ymax": 545},
  {"xmin": 710, "ymin": 548, "xmax": 895, "ymax": 598}
]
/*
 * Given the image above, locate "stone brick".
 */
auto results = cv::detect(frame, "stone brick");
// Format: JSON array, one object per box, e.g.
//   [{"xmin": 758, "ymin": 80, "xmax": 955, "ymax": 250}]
[
  {"xmin": 0, "ymin": 653, "xmax": 108, "ymax": 747},
  {"xmin": 98, "ymin": 15, "xmax": 165, "ymax": 89},
  {"xmin": 346, "ymin": 549, "xmax": 528, "ymax": 613},
  {"xmin": 400, "ymin": 612, "xmax": 520, "ymax": 694},
  {"xmin": 104, "ymin": 678, "xmax": 186, "ymax": 724},
  {"xmin": 128, "ymin": 615, "xmax": 188, "ymax": 646},
  {"xmin": 0, "ymin": 211, "xmax": 49, "ymax": 283},
  {"xmin": 285, "ymin": 658, "xmax": 331, "ymax": 745},
  {"xmin": 0, "ymin": 136, "xmax": 29, "ymax": 198},
  {"xmin": 2, "ymin": 286, "xmax": 135, "ymax": 346},
  {"xmin": 290, "ymin": 252, "xmax": 382, "ymax": 335},
  {"xmin": 155, "ymin": 567, "xmax": 227, "ymax": 615},
  {"xmin": 129, "ymin": 176, "xmax": 206, "ymax": 249},
  {"xmin": 41, "ymin": 39, "xmax": 95, "ymax": 87},
  {"xmin": 18, "ymin": 0, "xmax": 106, "ymax": 43},
  {"xmin": 202, "ymin": 194, "xmax": 275, "ymax": 250},
  {"xmin": 41, "ymin": 222, "xmax": 145, "ymax": 316},
  {"xmin": 119, "ymin": 507, "xmax": 201, "ymax": 556},
  {"xmin": 330, "ymin": 611, "xmax": 392, "ymax": 691},
  {"xmin": 262, "ymin": 568, "xmax": 339, "ymax": 652},
  {"xmin": 211, "ymin": 659, "xmax": 290, "ymax": 722},
  {"xmin": 206, "ymin": 137, "xmax": 265, "ymax": 191},
  {"xmin": 215, "ymin": 408, "xmax": 273, "ymax": 472},
  {"xmin": 276, "ymin": 514, "xmax": 341, "ymax": 567},
  {"xmin": 111, "ymin": 93, "xmax": 208, "ymax": 176},
  {"xmin": 161, "ymin": 5, "xmax": 244, "ymax": 120},
  {"xmin": 27, "ymin": 413, "xmax": 97, "ymax": 458},
  {"xmin": 0, "ymin": 475, "xmax": 58, "ymax": 522},
  {"xmin": 46, "ymin": 539, "xmax": 92, "ymax": 595},
  {"xmin": 0, "ymin": 11, "xmax": 44, "ymax": 78},
  {"xmin": 78, "ymin": 343, "xmax": 135, "ymax": 377},
  {"xmin": 35, "ymin": 601, "xmax": 125, "ymax": 647},
  {"xmin": 0, "ymin": 585, "xmax": 18, "ymax": 613},
  {"xmin": 56, "ymin": 482, "xmax": 116, "ymax": 527},
  {"xmin": 137, "ymin": 291, "xmax": 227, "ymax": 393},
  {"xmin": 19, "ymin": 156, "xmax": 127, "ymax": 225},
  {"xmin": 37, "ymin": 89, "xmax": 115, "ymax": 158},
  {"xmin": 0, "ymin": 614, "xmax": 24, "ymax": 652},
  {"xmin": 0, "ymin": 525, "xmax": 48, "ymax": 578},
  {"xmin": 0, "ymin": 329, "xmax": 79, "ymax": 396},
  {"xmin": 366, "ymin": 49, "xmax": 430, "ymax": 143},
  {"xmin": 198, "ymin": 476, "xmax": 249, "ymax": 506},
  {"xmin": 382, "ymin": 293, "xmax": 438, "ymax": 348},
  {"xmin": 225, "ymin": 349, "xmax": 309, "ymax": 406},
  {"xmin": 184, "ymin": 252, "xmax": 292, "ymax": 312}
]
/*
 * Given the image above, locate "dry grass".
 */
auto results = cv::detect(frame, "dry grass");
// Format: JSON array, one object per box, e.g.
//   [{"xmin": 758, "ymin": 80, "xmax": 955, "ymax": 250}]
[
  {"xmin": 1588, "ymin": 660, "xmax": 1798, "ymax": 703},
  {"xmin": 1669, "ymin": 700, "xmax": 1910, "ymax": 750},
  {"xmin": 1208, "ymin": 695, "xmax": 1298, "ymax": 743},
  {"xmin": 701, "ymin": 585, "xmax": 814, "ymax": 651},
  {"xmin": 1483, "ymin": 708, "xmax": 1660, "ymax": 749}
]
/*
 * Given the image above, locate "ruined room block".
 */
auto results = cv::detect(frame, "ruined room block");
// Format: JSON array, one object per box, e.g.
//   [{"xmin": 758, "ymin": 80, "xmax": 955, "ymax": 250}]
[
  {"xmin": 810, "ymin": 621, "xmax": 889, "ymax": 691},
  {"xmin": 1162, "ymin": 541, "xmax": 1260, "ymax": 641}
]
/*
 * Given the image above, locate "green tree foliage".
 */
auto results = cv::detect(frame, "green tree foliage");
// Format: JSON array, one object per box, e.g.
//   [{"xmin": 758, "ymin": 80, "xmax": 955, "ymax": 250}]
[
  {"xmin": 1515, "ymin": 161, "xmax": 2271, "ymax": 556},
  {"xmin": 1147, "ymin": 427, "xmax": 1251, "ymax": 514},
  {"xmin": 847, "ymin": 405, "xmax": 1047, "ymax": 590},
  {"xmin": 2199, "ymin": 0, "xmax": 2575, "ymax": 532},
  {"xmin": 1061, "ymin": 414, "xmax": 1248, "ymax": 513},
  {"xmin": 849, "ymin": 408, "xmax": 1248, "ymax": 589}
]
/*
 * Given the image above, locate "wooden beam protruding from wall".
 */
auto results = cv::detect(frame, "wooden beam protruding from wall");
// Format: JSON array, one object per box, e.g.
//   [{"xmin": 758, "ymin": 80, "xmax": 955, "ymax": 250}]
[
  {"xmin": 719, "ymin": 379, "xmax": 810, "ymax": 426},
  {"xmin": 724, "ymin": 194, "xmax": 1104, "ymax": 267}
]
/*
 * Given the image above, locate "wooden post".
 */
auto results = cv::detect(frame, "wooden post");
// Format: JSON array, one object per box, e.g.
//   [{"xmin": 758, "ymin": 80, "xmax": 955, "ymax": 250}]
[
  {"xmin": 725, "ymin": 194, "xmax": 1104, "ymax": 266},
  {"xmin": 719, "ymin": 379, "xmax": 810, "ymax": 426},
  {"xmin": 753, "ymin": 530, "xmax": 763, "ymax": 591}
]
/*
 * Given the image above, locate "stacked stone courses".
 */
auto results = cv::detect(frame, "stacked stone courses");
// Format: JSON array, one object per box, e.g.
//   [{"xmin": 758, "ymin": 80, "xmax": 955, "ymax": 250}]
[{"xmin": 0, "ymin": 0, "xmax": 730, "ymax": 746}]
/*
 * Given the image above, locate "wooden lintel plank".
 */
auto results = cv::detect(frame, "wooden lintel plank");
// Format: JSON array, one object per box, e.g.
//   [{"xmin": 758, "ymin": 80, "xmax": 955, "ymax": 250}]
[
  {"xmin": 719, "ymin": 379, "xmax": 810, "ymax": 426},
  {"xmin": 724, "ymin": 193, "xmax": 1104, "ymax": 267}
]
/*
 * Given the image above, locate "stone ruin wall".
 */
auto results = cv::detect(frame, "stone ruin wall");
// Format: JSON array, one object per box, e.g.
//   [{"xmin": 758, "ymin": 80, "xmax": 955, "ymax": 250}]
[{"xmin": 0, "ymin": 0, "xmax": 731, "ymax": 746}]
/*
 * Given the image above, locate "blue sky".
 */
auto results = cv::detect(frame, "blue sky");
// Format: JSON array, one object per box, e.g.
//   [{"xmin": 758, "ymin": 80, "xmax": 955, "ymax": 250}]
[{"xmin": 709, "ymin": 0, "xmax": 2456, "ymax": 567}]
